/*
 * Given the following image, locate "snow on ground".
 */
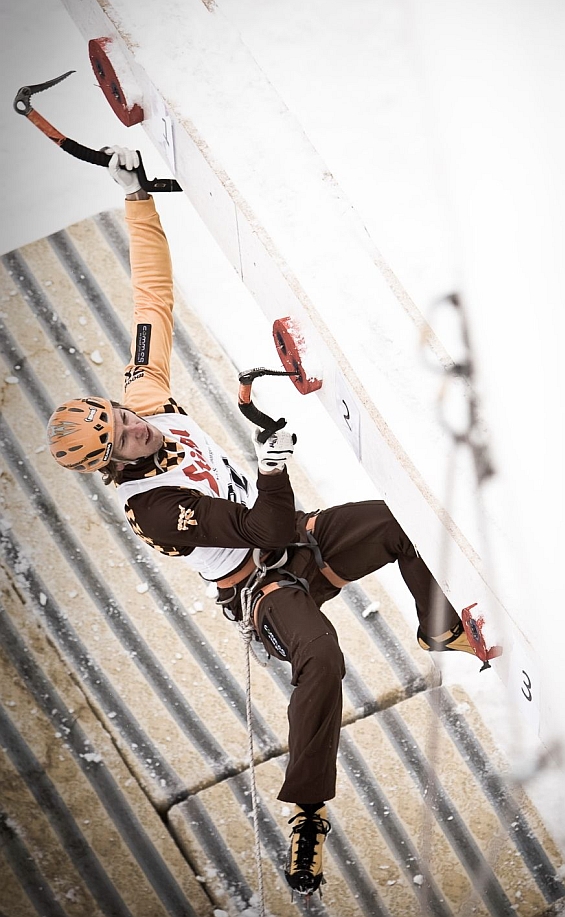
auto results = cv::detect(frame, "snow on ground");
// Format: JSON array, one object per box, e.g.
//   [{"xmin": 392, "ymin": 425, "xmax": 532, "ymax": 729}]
[{"xmin": 2, "ymin": 0, "xmax": 564, "ymax": 850}]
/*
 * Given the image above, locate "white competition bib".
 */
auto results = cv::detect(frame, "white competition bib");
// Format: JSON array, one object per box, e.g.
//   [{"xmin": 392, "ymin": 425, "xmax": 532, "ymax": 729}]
[{"xmin": 118, "ymin": 413, "xmax": 257, "ymax": 580}]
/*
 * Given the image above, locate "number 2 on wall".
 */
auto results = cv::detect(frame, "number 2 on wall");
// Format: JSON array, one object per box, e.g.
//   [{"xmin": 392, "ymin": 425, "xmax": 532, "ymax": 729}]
[{"xmin": 342, "ymin": 399, "xmax": 352, "ymax": 431}]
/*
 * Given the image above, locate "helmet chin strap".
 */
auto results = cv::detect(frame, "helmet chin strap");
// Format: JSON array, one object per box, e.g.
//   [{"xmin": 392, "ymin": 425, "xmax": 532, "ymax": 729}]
[
  {"xmin": 113, "ymin": 442, "xmax": 161, "ymax": 466},
  {"xmin": 110, "ymin": 454, "xmax": 141, "ymax": 467}
]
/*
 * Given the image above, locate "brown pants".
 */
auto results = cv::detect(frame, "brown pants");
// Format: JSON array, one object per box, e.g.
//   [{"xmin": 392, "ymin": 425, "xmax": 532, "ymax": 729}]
[{"xmin": 253, "ymin": 500, "xmax": 459, "ymax": 804}]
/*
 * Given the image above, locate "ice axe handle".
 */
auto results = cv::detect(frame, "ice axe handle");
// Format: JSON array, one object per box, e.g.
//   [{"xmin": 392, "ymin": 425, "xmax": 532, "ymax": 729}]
[
  {"xmin": 63, "ymin": 142, "xmax": 182, "ymax": 192},
  {"xmin": 237, "ymin": 367, "xmax": 295, "ymax": 444},
  {"xmin": 238, "ymin": 390, "xmax": 288, "ymax": 445}
]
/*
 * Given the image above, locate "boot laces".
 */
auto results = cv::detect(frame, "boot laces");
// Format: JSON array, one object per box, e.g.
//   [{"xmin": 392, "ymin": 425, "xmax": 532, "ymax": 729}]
[{"xmin": 288, "ymin": 810, "xmax": 331, "ymax": 874}]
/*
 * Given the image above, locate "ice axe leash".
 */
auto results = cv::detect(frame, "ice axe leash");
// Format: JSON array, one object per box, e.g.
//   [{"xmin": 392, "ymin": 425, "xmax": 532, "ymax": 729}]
[
  {"xmin": 238, "ymin": 367, "xmax": 299, "ymax": 442},
  {"xmin": 13, "ymin": 70, "xmax": 182, "ymax": 193}
]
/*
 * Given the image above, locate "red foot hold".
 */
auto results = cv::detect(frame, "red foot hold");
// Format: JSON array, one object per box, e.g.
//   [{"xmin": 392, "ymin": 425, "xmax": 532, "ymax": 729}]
[
  {"xmin": 89, "ymin": 38, "xmax": 144, "ymax": 127},
  {"xmin": 462, "ymin": 603, "xmax": 503, "ymax": 670},
  {"xmin": 273, "ymin": 317, "xmax": 323, "ymax": 395}
]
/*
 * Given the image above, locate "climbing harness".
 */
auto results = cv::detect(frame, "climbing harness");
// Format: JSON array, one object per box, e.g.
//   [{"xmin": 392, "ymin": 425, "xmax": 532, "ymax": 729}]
[
  {"xmin": 302, "ymin": 514, "xmax": 351, "ymax": 589},
  {"xmin": 238, "ymin": 547, "xmax": 290, "ymax": 666},
  {"xmin": 13, "ymin": 70, "xmax": 181, "ymax": 193}
]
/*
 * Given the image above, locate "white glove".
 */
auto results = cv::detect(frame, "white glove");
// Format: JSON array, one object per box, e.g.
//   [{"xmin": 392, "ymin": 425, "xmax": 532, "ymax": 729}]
[
  {"xmin": 106, "ymin": 145, "xmax": 142, "ymax": 194},
  {"xmin": 254, "ymin": 427, "xmax": 296, "ymax": 473}
]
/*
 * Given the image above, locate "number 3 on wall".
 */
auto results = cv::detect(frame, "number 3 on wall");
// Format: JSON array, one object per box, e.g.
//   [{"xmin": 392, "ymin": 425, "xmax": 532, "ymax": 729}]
[
  {"xmin": 508, "ymin": 644, "xmax": 540, "ymax": 734},
  {"xmin": 521, "ymin": 670, "xmax": 533, "ymax": 702}
]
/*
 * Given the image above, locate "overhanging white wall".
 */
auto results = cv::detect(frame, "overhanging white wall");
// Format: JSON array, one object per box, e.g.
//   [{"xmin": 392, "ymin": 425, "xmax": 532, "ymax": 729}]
[{"xmin": 61, "ymin": 0, "xmax": 556, "ymax": 745}]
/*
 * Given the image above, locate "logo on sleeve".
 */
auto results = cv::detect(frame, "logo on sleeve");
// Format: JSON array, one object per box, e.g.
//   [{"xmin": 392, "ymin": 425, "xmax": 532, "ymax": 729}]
[
  {"xmin": 124, "ymin": 366, "xmax": 145, "ymax": 388},
  {"xmin": 177, "ymin": 505, "xmax": 198, "ymax": 530},
  {"xmin": 135, "ymin": 323, "xmax": 152, "ymax": 365}
]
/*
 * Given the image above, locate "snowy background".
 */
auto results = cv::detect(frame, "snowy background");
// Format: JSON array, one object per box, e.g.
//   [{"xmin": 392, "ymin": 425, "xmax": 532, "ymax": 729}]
[{"xmin": 1, "ymin": 0, "xmax": 564, "ymax": 847}]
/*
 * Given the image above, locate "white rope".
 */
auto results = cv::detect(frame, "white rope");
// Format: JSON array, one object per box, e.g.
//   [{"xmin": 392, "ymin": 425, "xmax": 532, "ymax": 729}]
[
  {"xmin": 238, "ymin": 551, "xmax": 268, "ymax": 917},
  {"xmin": 241, "ymin": 622, "xmax": 266, "ymax": 916},
  {"xmin": 236, "ymin": 548, "xmax": 291, "ymax": 915}
]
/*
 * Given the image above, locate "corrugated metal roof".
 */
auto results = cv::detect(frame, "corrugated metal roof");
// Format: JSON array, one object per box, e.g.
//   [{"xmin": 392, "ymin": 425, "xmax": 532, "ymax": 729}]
[{"xmin": 0, "ymin": 211, "xmax": 563, "ymax": 916}]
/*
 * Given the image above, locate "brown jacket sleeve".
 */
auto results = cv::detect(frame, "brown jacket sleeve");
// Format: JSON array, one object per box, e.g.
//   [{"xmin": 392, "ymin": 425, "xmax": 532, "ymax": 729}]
[
  {"xmin": 122, "ymin": 197, "xmax": 175, "ymax": 415},
  {"xmin": 126, "ymin": 469, "xmax": 297, "ymax": 554}
]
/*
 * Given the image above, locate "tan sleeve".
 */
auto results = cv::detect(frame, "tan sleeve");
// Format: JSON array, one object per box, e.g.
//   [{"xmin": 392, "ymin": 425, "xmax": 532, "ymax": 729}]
[{"xmin": 122, "ymin": 197, "xmax": 175, "ymax": 415}]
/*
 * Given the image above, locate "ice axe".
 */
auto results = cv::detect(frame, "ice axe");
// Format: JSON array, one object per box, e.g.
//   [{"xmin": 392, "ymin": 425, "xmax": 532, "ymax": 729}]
[
  {"xmin": 238, "ymin": 368, "xmax": 299, "ymax": 444},
  {"xmin": 13, "ymin": 70, "xmax": 182, "ymax": 193}
]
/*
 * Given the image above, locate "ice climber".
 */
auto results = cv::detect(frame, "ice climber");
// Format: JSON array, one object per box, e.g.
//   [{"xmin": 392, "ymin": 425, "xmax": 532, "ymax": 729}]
[{"xmin": 47, "ymin": 147, "xmax": 475, "ymax": 898}]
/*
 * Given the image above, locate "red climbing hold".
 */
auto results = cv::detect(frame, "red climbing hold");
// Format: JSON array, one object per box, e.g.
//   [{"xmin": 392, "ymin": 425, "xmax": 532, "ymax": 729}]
[
  {"xmin": 89, "ymin": 37, "xmax": 144, "ymax": 127},
  {"xmin": 273, "ymin": 317, "xmax": 323, "ymax": 396}
]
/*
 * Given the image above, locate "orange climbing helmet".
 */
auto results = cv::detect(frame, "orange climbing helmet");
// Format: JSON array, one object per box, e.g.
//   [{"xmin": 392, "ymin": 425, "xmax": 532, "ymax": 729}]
[{"xmin": 47, "ymin": 397, "xmax": 115, "ymax": 473}]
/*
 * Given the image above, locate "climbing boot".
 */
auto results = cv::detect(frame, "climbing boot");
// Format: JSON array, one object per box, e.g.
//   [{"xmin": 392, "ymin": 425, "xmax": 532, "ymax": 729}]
[
  {"xmin": 284, "ymin": 804, "xmax": 331, "ymax": 897},
  {"xmin": 417, "ymin": 619, "xmax": 476, "ymax": 656}
]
